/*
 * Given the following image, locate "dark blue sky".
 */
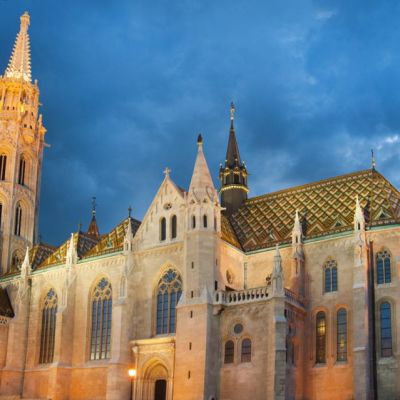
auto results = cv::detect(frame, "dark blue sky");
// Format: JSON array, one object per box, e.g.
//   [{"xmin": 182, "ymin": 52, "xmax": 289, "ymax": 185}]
[{"xmin": 1, "ymin": 0, "xmax": 400, "ymax": 245}]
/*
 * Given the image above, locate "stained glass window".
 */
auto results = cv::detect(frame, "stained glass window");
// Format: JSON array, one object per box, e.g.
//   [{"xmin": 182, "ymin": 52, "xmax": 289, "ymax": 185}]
[
  {"xmin": 376, "ymin": 251, "xmax": 391, "ymax": 284},
  {"xmin": 316, "ymin": 311, "xmax": 326, "ymax": 363},
  {"xmin": 90, "ymin": 278, "xmax": 112, "ymax": 360},
  {"xmin": 337, "ymin": 308, "xmax": 347, "ymax": 361},
  {"xmin": 156, "ymin": 269, "xmax": 182, "ymax": 334},
  {"xmin": 39, "ymin": 288, "xmax": 57, "ymax": 364},
  {"xmin": 380, "ymin": 302, "xmax": 393, "ymax": 357},
  {"xmin": 324, "ymin": 260, "xmax": 338, "ymax": 293}
]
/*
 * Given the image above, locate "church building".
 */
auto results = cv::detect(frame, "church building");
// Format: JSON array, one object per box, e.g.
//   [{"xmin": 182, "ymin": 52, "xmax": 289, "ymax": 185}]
[{"xmin": 0, "ymin": 13, "xmax": 398, "ymax": 400}]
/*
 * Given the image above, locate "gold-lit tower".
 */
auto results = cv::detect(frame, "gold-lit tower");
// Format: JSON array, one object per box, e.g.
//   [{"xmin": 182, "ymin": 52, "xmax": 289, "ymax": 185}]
[{"xmin": 0, "ymin": 12, "xmax": 46, "ymax": 273}]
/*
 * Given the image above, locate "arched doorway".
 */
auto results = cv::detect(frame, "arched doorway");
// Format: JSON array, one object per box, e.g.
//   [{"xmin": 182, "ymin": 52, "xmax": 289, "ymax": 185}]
[{"xmin": 141, "ymin": 360, "xmax": 170, "ymax": 400}]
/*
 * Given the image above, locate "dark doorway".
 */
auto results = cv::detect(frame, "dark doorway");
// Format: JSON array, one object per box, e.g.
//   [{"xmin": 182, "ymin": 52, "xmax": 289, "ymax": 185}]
[{"xmin": 154, "ymin": 379, "xmax": 167, "ymax": 400}]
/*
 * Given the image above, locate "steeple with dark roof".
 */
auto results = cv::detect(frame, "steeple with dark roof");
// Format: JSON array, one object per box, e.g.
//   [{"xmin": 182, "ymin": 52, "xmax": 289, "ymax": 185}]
[
  {"xmin": 87, "ymin": 197, "xmax": 100, "ymax": 238},
  {"xmin": 219, "ymin": 102, "xmax": 248, "ymax": 214}
]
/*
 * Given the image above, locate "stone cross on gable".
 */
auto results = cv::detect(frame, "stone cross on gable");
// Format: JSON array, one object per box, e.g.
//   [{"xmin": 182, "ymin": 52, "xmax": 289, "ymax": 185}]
[{"xmin": 163, "ymin": 167, "xmax": 171, "ymax": 178}]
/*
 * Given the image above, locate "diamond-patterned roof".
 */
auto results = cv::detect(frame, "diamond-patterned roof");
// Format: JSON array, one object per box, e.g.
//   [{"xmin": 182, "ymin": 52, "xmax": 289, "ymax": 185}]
[
  {"xmin": 30, "ymin": 243, "xmax": 56, "ymax": 270},
  {"xmin": 83, "ymin": 217, "xmax": 141, "ymax": 259},
  {"xmin": 228, "ymin": 169, "xmax": 400, "ymax": 252}
]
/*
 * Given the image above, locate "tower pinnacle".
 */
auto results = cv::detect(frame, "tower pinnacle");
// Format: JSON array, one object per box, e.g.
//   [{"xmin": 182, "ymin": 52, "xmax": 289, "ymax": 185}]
[
  {"xmin": 4, "ymin": 12, "xmax": 32, "ymax": 82},
  {"xmin": 219, "ymin": 102, "xmax": 248, "ymax": 215}
]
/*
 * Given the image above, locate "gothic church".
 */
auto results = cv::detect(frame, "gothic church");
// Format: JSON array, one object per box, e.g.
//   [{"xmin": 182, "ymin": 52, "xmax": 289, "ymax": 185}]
[{"xmin": 0, "ymin": 13, "xmax": 399, "ymax": 400}]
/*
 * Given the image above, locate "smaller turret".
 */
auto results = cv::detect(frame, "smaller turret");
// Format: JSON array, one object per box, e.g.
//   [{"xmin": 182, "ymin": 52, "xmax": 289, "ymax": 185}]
[
  {"xmin": 271, "ymin": 244, "xmax": 284, "ymax": 297},
  {"xmin": 219, "ymin": 102, "xmax": 248, "ymax": 215}
]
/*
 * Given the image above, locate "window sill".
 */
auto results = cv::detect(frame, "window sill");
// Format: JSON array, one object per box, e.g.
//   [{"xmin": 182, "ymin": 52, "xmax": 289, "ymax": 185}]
[
  {"xmin": 378, "ymin": 356, "xmax": 397, "ymax": 365},
  {"xmin": 334, "ymin": 361, "xmax": 349, "ymax": 367},
  {"xmin": 313, "ymin": 363, "xmax": 327, "ymax": 369},
  {"xmin": 376, "ymin": 283, "xmax": 396, "ymax": 289}
]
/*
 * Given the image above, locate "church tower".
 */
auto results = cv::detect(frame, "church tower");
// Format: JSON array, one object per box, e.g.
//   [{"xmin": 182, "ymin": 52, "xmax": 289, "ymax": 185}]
[
  {"xmin": 0, "ymin": 12, "xmax": 46, "ymax": 274},
  {"xmin": 219, "ymin": 102, "xmax": 248, "ymax": 215}
]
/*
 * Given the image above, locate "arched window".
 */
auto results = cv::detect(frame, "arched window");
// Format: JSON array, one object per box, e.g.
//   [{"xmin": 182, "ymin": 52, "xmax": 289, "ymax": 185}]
[
  {"xmin": 39, "ymin": 288, "xmax": 57, "ymax": 364},
  {"xmin": 160, "ymin": 217, "xmax": 166, "ymax": 241},
  {"xmin": 224, "ymin": 340, "xmax": 234, "ymax": 364},
  {"xmin": 380, "ymin": 302, "xmax": 393, "ymax": 357},
  {"xmin": 316, "ymin": 311, "xmax": 326, "ymax": 363},
  {"xmin": 90, "ymin": 278, "xmax": 112, "ymax": 360},
  {"xmin": 241, "ymin": 338, "xmax": 252, "ymax": 363},
  {"xmin": 171, "ymin": 215, "xmax": 177, "ymax": 239},
  {"xmin": 156, "ymin": 269, "xmax": 182, "ymax": 334},
  {"xmin": 376, "ymin": 251, "xmax": 391, "ymax": 284},
  {"xmin": 0, "ymin": 154, "xmax": 6, "ymax": 181},
  {"xmin": 192, "ymin": 215, "xmax": 196, "ymax": 229},
  {"xmin": 324, "ymin": 259, "xmax": 338, "ymax": 293},
  {"xmin": 337, "ymin": 308, "xmax": 347, "ymax": 361},
  {"xmin": 0, "ymin": 203, "xmax": 2, "ymax": 229},
  {"xmin": 18, "ymin": 156, "xmax": 26, "ymax": 185},
  {"xmin": 14, "ymin": 203, "xmax": 22, "ymax": 236},
  {"xmin": 203, "ymin": 214, "xmax": 208, "ymax": 228}
]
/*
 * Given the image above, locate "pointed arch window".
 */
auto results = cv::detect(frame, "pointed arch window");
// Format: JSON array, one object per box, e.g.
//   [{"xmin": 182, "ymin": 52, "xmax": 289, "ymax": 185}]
[
  {"xmin": 192, "ymin": 215, "xmax": 196, "ymax": 229},
  {"xmin": 160, "ymin": 217, "xmax": 166, "ymax": 241},
  {"xmin": 0, "ymin": 203, "xmax": 3, "ymax": 230},
  {"xmin": 14, "ymin": 203, "xmax": 22, "ymax": 236},
  {"xmin": 376, "ymin": 251, "xmax": 391, "ymax": 284},
  {"xmin": 241, "ymin": 338, "xmax": 252, "ymax": 363},
  {"xmin": 380, "ymin": 302, "xmax": 393, "ymax": 357},
  {"xmin": 316, "ymin": 311, "xmax": 326, "ymax": 363},
  {"xmin": 203, "ymin": 214, "xmax": 208, "ymax": 228},
  {"xmin": 224, "ymin": 340, "xmax": 234, "ymax": 364},
  {"xmin": 171, "ymin": 215, "xmax": 177, "ymax": 239},
  {"xmin": 324, "ymin": 259, "xmax": 338, "ymax": 293},
  {"xmin": 156, "ymin": 269, "xmax": 182, "ymax": 334},
  {"xmin": 90, "ymin": 278, "xmax": 112, "ymax": 360},
  {"xmin": 39, "ymin": 288, "xmax": 57, "ymax": 364},
  {"xmin": 18, "ymin": 155, "xmax": 26, "ymax": 185},
  {"xmin": 337, "ymin": 308, "xmax": 347, "ymax": 361},
  {"xmin": 0, "ymin": 154, "xmax": 6, "ymax": 181}
]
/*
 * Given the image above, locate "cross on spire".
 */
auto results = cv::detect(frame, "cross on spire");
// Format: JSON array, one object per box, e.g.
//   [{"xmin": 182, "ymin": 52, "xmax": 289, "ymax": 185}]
[
  {"xmin": 92, "ymin": 196, "xmax": 97, "ymax": 216},
  {"xmin": 163, "ymin": 167, "xmax": 171, "ymax": 178},
  {"xmin": 128, "ymin": 205, "xmax": 132, "ymax": 218},
  {"xmin": 371, "ymin": 149, "xmax": 376, "ymax": 171},
  {"xmin": 230, "ymin": 101, "xmax": 235, "ymax": 121}
]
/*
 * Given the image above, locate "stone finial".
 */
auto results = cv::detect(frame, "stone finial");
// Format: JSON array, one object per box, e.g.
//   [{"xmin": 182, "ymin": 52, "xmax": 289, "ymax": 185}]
[
  {"xmin": 272, "ymin": 244, "xmax": 284, "ymax": 297},
  {"xmin": 20, "ymin": 246, "xmax": 31, "ymax": 278},
  {"xmin": 66, "ymin": 233, "xmax": 77, "ymax": 266},
  {"xmin": 354, "ymin": 195, "xmax": 365, "ymax": 232}
]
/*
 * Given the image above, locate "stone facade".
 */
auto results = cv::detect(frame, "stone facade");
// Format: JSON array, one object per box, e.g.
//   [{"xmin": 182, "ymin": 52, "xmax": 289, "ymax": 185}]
[{"xmin": 0, "ymin": 12, "xmax": 399, "ymax": 400}]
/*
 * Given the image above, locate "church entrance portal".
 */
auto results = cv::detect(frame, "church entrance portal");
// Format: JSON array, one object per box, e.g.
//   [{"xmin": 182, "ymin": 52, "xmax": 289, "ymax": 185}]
[{"xmin": 154, "ymin": 379, "xmax": 167, "ymax": 400}]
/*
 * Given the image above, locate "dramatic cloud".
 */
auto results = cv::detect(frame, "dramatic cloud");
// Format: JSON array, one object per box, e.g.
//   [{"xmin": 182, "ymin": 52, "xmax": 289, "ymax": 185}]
[{"xmin": 1, "ymin": 0, "xmax": 400, "ymax": 244}]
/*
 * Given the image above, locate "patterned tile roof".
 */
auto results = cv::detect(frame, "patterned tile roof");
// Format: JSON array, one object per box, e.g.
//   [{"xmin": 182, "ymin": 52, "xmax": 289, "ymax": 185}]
[
  {"xmin": 36, "ymin": 231, "xmax": 99, "ymax": 269},
  {"xmin": 228, "ymin": 169, "xmax": 400, "ymax": 252},
  {"xmin": 83, "ymin": 217, "xmax": 141, "ymax": 259},
  {"xmin": 30, "ymin": 243, "xmax": 56, "ymax": 270},
  {"xmin": 221, "ymin": 214, "xmax": 242, "ymax": 249}
]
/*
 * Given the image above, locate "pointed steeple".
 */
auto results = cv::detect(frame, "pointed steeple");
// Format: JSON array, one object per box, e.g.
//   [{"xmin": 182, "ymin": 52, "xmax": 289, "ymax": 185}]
[
  {"xmin": 123, "ymin": 208, "xmax": 135, "ymax": 254},
  {"xmin": 225, "ymin": 102, "xmax": 242, "ymax": 167},
  {"xmin": 219, "ymin": 102, "xmax": 249, "ymax": 214},
  {"xmin": 189, "ymin": 134, "xmax": 216, "ymax": 197},
  {"xmin": 354, "ymin": 195, "xmax": 365, "ymax": 232},
  {"xmin": 87, "ymin": 197, "xmax": 100, "ymax": 238},
  {"xmin": 66, "ymin": 233, "xmax": 77, "ymax": 266},
  {"xmin": 292, "ymin": 210, "xmax": 304, "ymax": 260},
  {"xmin": 4, "ymin": 12, "xmax": 32, "ymax": 82}
]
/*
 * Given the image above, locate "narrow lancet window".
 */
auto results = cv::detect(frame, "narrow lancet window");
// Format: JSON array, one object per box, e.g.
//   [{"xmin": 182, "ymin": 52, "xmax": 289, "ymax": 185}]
[
  {"xmin": 337, "ymin": 308, "xmax": 347, "ymax": 361},
  {"xmin": 160, "ymin": 217, "xmax": 166, "ymax": 241},
  {"xmin": 324, "ymin": 259, "xmax": 338, "ymax": 293},
  {"xmin": 316, "ymin": 311, "xmax": 326, "ymax": 363},
  {"xmin": 0, "ymin": 154, "xmax": 6, "ymax": 181},
  {"xmin": 171, "ymin": 215, "xmax": 177, "ymax": 239},
  {"xmin": 90, "ymin": 278, "xmax": 112, "ymax": 360},
  {"xmin": 39, "ymin": 289, "xmax": 57, "ymax": 364},
  {"xmin": 192, "ymin": 215, "xmax": 196, "ymax": 229},
  {"xmin": 241, "ymin": 338, "xmax": 252, "ymax": 363},
  {"xmin": 18, "ymin": 156, "xmax": 26, "ymax": 185},
  {"xmin": 380, "ymin": 302, "xmax": 393, "ymax": 357},
  {"xmin": 203, "ymin": 214, "xmax": 208, "ymax": 228},
  {"xmin": 14, "ymin": 203, "xmax": 22, "ymax": 236},
  {"xmin": 224, "ymin": 340, "xmax": 234, "ymax": 364}
]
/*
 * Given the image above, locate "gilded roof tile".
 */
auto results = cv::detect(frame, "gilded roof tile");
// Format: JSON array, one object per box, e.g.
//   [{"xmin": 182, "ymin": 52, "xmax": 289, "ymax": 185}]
[
  {"xmin": 83, "ymin": 217, "xmax": 141, "ymax": 259},
  {"xmin": 229, "ymin": 170, "xmax": 400, "ymax": 252}
]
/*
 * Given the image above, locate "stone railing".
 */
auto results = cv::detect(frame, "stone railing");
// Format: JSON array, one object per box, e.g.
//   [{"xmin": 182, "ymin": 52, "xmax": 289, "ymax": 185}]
[
  {"xmin": 215, "ymin": 286, "xmax": 269, "ymax": 306},
  {"xmin": 284, "ymin": 288, "xmax": 305, "ymax": 308}
]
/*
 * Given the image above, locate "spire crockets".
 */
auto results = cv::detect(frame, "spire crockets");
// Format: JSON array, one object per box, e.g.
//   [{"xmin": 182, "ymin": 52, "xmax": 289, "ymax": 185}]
[
  {"xmin": 4, "ymin": 12, "xmax": 32, "ymax": 82},
  {"xmin": 219, "ymin": 102, "xmax": 248, "ymax": 215},
  {"xmin": 87, "ymin": 196, "xmax": 100, "ymax": 238}
]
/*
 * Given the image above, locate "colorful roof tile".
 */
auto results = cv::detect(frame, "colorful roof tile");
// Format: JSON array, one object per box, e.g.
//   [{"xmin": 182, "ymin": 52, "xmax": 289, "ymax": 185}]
[{"xmin": 228, "ymin": 169, "xmax": 400, "ymax": 252}]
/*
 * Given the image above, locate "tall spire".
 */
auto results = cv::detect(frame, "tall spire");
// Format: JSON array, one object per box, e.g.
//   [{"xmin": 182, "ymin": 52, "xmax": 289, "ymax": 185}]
[
  {"xmin": 225, "ymin": 102, "xmax": 242, "ymax": 167},
  {"xmin": 4, "ymin": 12, "xmax": 32, "ymax": 82},
  {"xmin": 219, "ymin": 102, "xmax": 248, "ymax": 214}
]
